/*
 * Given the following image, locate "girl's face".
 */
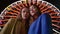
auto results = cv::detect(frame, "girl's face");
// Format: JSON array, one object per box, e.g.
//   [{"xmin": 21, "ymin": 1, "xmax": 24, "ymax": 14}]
[
  {"xmin": 21, "ymin": 8, "xmax": 30, "ymax": 19},
  {"xmin": 29, "ymin": 6, "xmax": 37, "ymax": 16}
]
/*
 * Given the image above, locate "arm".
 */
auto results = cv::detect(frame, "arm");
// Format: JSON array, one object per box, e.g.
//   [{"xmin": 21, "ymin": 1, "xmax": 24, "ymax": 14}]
[{"xmin": 41, "ymin": 13, "xmax": 52, "ymax": 34}]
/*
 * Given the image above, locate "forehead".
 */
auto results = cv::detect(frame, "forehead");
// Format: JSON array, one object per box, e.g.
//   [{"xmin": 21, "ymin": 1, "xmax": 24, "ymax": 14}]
[
  {"xmin": 30, "ymin": 5, "xmax": 37, "ymax": 9},
  {"xmin": 22, "ymin": 8, "xmax": 28, "ymax": 12},
  {"xmin": 30, "ymin": 6, "xmax": 34, "ymax": 9}
]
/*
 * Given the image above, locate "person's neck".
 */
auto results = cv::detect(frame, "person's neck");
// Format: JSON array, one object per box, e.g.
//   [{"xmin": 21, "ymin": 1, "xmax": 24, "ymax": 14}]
[
  {"xmin": 29, "ymin": 14, "xmax": 40, "ymax": 25},
  {"xmin": 32, "ymin": 14, "xmax": 39, "ymax": 20}
]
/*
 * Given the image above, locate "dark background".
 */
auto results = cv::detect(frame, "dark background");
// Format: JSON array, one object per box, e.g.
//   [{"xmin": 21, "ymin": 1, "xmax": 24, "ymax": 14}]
[
  {"xmin": 0, "ymin": 0, "xmax": 18, "ymax": 13},
  {"xmin": 0, "ymin": 0, "xmax": 60, "ymax": 13},
  {"xmin": 44, "ymin": 0, "xmax": 60, "ymax": 10}
]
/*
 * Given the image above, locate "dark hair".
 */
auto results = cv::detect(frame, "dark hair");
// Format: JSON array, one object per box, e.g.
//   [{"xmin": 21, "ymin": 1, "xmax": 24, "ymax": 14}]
[{"xmin": 30, "ymin": 4, "xmax": 41, "ymax": 16}]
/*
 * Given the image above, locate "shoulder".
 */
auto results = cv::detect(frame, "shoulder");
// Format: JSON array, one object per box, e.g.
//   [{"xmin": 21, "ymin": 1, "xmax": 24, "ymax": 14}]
[
  {"xmin": 10, "ymin": 18, "xmax": 15, "ymax": 20},
  {"xmin": 8, "ymin": 18, "xmax": 17, "ymax": 23},
  {"xmin": 41, "ymin": 13, "xmax": 50, "ymax": 17},
  {"xmin": 42, "ymin": 13, "xmax": 50, "ymax": 16}
]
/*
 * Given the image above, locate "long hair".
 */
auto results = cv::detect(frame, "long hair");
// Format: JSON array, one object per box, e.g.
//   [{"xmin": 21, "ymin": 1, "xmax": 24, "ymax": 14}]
[{"xmin": 29, "ymin": 5, "xmax": 42, "ymax": 25}]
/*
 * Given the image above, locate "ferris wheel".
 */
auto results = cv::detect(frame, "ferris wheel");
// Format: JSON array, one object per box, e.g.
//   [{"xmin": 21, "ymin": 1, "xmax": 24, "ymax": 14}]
[{"xmin": 0, "ymin": 0, "xmax": 60, "ymax": 33}]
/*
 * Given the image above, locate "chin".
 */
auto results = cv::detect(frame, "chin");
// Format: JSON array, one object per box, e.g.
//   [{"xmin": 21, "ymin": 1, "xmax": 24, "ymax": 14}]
[
  {"xmin": 31, "ymin": 15, "xmax": 34, "ymax": 16},
  {"xmin": 23, "ymin": 18, "xmax": 27, "ymax": 20},
  {"xmin": 31, "ymin": 14, "xmax": 35, "ymax": 16}
]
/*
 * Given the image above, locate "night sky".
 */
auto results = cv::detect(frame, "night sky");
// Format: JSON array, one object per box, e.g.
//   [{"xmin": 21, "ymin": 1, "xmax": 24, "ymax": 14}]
[
  {"xmin": 0, "ymin": 0, "xmax": 60, "ymax": 13},
  {"xmin": 0, "ymin": 0, "xmax": 18, "ymax": 13}
]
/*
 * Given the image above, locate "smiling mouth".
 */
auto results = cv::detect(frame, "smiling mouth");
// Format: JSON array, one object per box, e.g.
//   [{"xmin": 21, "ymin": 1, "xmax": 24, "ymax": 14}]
[
  {"xmin": 32, "ymin": 10, "xmax": 37, "ymax": 13},
  {"xmin": 25, "ymin": 15, "xmax": 28, "ymax": 18}
]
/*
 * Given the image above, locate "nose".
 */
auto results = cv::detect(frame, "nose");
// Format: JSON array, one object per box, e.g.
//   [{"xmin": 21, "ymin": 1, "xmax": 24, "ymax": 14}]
[
  {"xmin": 25, "ymin": 12, "xmax": 27, "ymax": 15},
  {"xmin": 31, "ymin": 10, "xmax": 35, "ymax": 13}
]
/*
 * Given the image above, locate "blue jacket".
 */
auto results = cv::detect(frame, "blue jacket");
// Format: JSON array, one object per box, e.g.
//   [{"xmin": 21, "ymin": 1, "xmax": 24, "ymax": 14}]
[{"xmin": 28, "ymin": 13, "xmax": 52, "ymax": 34}]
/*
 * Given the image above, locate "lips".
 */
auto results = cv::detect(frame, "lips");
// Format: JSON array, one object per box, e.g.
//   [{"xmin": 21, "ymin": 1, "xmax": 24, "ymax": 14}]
[
  {"xmin": 32, "ymin": 10, "xmax": 36, "ymax": 13},
  {"xmin": 25, "ymin": 15, "xmax": 27, "ymax": 17},
  {"xmin": 25, "ymin": 15, "xmax": 28, "ymax": 18}
]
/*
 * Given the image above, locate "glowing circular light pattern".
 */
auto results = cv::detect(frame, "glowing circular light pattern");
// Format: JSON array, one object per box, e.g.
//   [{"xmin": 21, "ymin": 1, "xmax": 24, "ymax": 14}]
[{"xmin": 0, "ymin": 0, "xmax": 60, "ymax": 32}]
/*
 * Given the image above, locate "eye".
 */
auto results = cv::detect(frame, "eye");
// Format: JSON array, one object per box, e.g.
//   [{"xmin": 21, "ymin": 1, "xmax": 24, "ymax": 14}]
[{"xmin": 23, "ymin": 11, "xmax": 25, "ymax": 13}]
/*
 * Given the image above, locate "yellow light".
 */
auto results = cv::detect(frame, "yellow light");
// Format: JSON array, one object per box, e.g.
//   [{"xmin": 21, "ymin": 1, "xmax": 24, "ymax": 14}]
[{"xmin": 21, "ymin": 0, "xmax": 26, "ymax": 1}]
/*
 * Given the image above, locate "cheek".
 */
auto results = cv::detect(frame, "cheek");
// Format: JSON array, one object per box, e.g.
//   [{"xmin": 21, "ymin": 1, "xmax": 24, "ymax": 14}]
[
  {"xmin": 30, "ymin": 11, "xmax": 34, "ymax": 14},
  {"xmin": 30, "ymin": 11, "xmax": 35, "ymax": 16},
  {"xmin": 30, "ymin": 11, "xmax": 32, "ymax": 14}
]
